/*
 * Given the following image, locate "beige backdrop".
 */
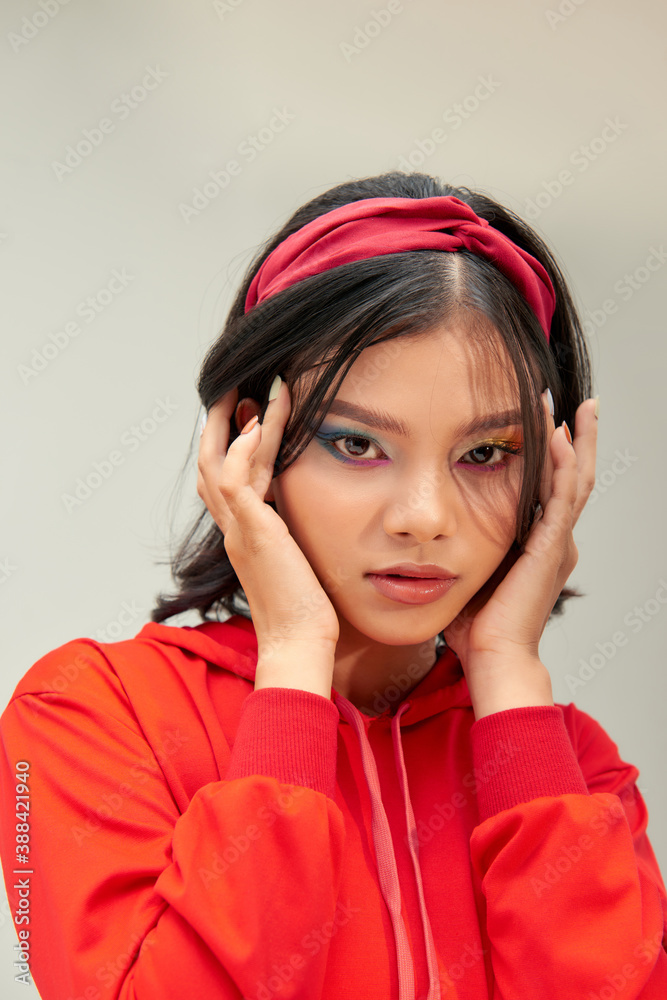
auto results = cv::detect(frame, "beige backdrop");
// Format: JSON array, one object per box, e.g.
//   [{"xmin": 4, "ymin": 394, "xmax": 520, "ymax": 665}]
[{"xmin": 2, "ymin": 1, "xmax": 666, "ymax": 995}]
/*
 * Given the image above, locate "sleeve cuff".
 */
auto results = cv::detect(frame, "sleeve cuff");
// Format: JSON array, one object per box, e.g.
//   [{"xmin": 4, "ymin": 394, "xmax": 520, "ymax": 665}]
[
  {"xmin": 225, "ymin": 687, "xmax": 340, "ymax": 800},
  {"xmin": 470, "ymin": 705, "xmax": 589, "ymax": 821}
]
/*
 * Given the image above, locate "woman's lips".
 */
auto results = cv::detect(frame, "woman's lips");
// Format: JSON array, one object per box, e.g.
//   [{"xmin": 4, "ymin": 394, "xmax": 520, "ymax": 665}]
[
  {"xmin": 371, "ymin": 562, "xmax": 454, "ymax": 580},
  {"xmin": 366, "ymin": 573, "xmax": 456, "ymax": 605}
]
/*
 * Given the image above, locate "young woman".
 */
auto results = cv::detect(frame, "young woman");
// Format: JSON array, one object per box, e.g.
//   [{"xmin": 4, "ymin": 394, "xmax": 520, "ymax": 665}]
[{"xmin": 1, "ymin": 172, "xmax": 665, "ymax": 999}]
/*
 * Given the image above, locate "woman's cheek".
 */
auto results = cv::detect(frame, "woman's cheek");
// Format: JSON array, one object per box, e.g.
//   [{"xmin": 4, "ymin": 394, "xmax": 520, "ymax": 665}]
[{"xmin": 457, "ymin": 471, "xmax": 520, "ymax": 544}]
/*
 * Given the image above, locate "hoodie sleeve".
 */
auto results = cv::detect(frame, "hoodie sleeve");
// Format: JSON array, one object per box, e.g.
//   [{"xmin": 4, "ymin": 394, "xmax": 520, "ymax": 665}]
[
  {"xmin": 468, "ymin": 704, "xmax": 667, "ymax": 997},
  {"xmin": 0, "ymin": 644, "xmax": 345, "ymax": 1000}
]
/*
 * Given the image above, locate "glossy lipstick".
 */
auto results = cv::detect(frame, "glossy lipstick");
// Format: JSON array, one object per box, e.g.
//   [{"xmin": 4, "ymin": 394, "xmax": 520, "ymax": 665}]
[{"xmin": 366, "ymin": 563, "xmax": 456, "ymax": 606}]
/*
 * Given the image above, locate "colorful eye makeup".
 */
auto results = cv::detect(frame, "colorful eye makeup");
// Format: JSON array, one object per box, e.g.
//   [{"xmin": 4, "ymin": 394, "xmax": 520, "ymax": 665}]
[
  {"xmin": 457, "ymin": 439, "xmax": 524, "ymax": 473},
  {"xmin": 315, "ymin": 426, "xmax": 523, "ymax": 471},
  {"xmin": 315, "ymin": 428, "xmax": 387, "ymax": 466}
]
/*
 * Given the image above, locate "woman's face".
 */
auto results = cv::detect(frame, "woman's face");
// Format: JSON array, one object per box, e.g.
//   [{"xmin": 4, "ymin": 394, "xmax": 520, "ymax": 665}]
[{"xmin": 269, "ymin": 319, "xmax": 525, "ymax": 650}]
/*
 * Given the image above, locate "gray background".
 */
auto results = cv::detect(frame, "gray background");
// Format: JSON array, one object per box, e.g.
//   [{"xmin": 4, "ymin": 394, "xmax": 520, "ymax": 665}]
[{"xmin": 1, "ymin": 1, "xmax": 666, "ymax": 995}]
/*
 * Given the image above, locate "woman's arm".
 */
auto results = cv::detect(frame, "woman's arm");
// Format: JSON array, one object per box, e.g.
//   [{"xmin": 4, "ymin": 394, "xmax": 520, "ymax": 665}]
[
  {"xmin": 443, "ymin": 394, "xmax": 666, "ymax": 992},
  {"xmin": 468, "ymin": 701, "xmax": 667, "ymax": 997},
  {"xmin": 0, "ymin": 379, "xmax": 349, "ymax": 998},
  {"xmin": 0, "ymin": 644, "xmax": 346, "ymax": 1000}
]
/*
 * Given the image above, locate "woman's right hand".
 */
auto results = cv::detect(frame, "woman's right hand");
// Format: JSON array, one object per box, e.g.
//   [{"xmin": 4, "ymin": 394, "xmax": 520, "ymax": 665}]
[{"xmin": 196, "ymin": 379, "xmax": 340, "ymax": 696}]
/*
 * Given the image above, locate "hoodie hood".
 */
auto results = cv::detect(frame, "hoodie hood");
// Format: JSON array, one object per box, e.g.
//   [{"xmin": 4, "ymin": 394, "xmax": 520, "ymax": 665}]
[{"xmin": 136, "ymin": 615, "xmax": 472, "ymax": 726}]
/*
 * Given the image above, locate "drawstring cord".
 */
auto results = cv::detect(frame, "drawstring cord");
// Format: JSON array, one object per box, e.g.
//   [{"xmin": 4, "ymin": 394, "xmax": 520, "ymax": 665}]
[
  {"xmin": 335, "ymin": 694, "xmax": 441, "ymax": 1000},
  {"xmin": 392, "ymin": 704, "xmax": 441, "ymax": 1000},
  {"xmin": 336, "ymin": 696, "xmax": 416, "ymax": 1000}
]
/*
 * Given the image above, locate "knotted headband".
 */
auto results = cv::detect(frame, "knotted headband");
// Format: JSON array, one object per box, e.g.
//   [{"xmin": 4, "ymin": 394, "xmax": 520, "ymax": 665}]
[{"xmin": 244, "ymin": 195, "xmax": 555, "ymax": 341}]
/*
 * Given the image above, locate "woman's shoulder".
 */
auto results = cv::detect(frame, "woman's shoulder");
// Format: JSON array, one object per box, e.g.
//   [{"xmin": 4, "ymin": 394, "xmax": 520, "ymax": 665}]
[
  {"xmin": 1, "ymin": 617, "xmax": 261, "ymax": 798},
  {"xmin": 3, "ymin": 615, "xmax": 259, "ymax": 722}
]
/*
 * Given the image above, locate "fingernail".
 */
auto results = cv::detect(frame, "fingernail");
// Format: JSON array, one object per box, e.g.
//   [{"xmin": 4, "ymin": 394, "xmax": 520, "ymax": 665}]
[
  {"xmin": 241, "ymin": 415, "xmax": 259, "ymax": 434},
  {"xmin": 545, "ymin": 387, "xmax": 554, "ymax": 418},
  {"xmin": 562, "ymin": 420, "xmax": 572, "ymax": 444},
  {"xmin": 199, "ymin": 413, "xmax": 207, "ymax": 437},
  {"xmin": 268, "ymin": 375, "xmax": 282, "ymax": 402},
  {"xmin": 593, "ymin": 395, "xmax": 600, "ymax": 419}
]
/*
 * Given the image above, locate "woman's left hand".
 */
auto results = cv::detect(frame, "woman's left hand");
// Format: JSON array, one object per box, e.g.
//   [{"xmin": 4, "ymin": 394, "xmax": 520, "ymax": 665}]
[{"xmin": 443, "ymin": 393, "xmax": 599, "ymax": 719}]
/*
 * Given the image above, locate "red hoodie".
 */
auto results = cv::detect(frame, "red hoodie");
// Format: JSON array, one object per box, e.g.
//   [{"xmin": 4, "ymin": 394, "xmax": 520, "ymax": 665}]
[{"xmin": 0, "ymin": 614, "xmax": 665, "ymax": 999}]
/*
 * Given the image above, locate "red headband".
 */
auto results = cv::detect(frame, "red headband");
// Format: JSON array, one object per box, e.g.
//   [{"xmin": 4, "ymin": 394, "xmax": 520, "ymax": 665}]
[{"xmin": 244, "ymin": 195, "xmax": 555, "ymax": 341}]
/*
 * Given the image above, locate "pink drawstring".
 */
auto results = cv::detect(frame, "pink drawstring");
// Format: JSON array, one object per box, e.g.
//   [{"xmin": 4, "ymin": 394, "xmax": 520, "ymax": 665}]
[
  {"xmin": 392, "ymin": 704, "xmax": 442, "ymax": 1000},
  {"xmin": 335, "ymin": 694, "xmax": 442, "ymax": 1000},
  {"xmin": 336, "ymin": 695, "xmax": 416, "ymax": 1000}
]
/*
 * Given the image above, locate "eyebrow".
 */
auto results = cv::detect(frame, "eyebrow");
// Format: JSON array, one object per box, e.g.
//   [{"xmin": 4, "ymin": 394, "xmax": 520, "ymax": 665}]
[{"xmin": 321, "ymin": 399, "xmax": 523, "ymax": 440}]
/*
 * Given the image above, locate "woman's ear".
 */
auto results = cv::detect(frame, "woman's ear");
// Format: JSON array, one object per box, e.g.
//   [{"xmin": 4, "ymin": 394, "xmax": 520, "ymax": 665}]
[{"xmin": 234, "ymin": 397, "xmax": 262, "ymax": 433}]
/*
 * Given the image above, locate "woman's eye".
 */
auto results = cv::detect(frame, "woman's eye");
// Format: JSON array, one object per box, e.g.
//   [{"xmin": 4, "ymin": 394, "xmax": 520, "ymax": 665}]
[
  {"xmin": 315, "ymin": 429, "xmax": 387, "ymax": 464},
  {"xmin": 316, "ymin": 429, "xmax": 521, "ymax": 469},
  {"xmin": 333, "ymin": 435, "xmax": 383, "ymax": 460},
  {"xmin": 459, "ymin": 442, "xmax": 522, "ymax": 469}
]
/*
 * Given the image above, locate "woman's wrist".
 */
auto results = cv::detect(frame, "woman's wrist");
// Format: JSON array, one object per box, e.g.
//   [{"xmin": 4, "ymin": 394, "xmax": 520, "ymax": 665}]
[
  {"xmin": 466, "ymin": 656, "xmax": 554, "ymax": 720},
  {"xmin": 254, "ymin": 641, "xmax": 336, "ymax": 699}
]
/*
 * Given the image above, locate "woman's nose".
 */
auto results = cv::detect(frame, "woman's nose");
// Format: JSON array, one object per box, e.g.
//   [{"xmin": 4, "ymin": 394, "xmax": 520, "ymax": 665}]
[{"xmin": 382, "ymin": 467, "xmax": 458, "ymax": 541}]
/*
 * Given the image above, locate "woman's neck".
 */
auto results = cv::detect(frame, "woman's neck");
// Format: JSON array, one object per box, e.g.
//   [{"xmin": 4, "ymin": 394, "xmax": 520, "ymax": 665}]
[{"xmin": 331, "ymin": 633, "xmax": 437, "ymax": 715}]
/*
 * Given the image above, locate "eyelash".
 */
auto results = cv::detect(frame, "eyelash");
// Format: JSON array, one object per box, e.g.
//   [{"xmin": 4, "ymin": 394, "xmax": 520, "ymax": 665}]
[{"xmin": 315, "ymin": 428, "xmax": 523, "ymax": 471}]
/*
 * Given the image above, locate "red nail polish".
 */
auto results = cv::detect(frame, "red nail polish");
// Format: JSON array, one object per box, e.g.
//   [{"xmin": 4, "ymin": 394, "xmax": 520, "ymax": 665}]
[{"xmin": 562, "ymin": 420, "xmax": 572, "ymax": 444}]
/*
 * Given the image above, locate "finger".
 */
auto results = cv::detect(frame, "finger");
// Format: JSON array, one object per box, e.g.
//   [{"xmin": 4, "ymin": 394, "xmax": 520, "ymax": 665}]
[
  {"xmin": 199, "ymin": 387, "xmax": 238, "ymax": 473},
  {"xmin": 494, "ymin": 430, "xmax": 579, "ymax": 645},
  {"xmin": 245, "ymin": 376, "xmax": 291, "ymax": 486},
  {"xmin": 197, "ymin": 387, "xmax": 239, "ymax": 524},
  {"xmin": 526, "ymin": 422, "xmax": 579, "ymax": 570},
  {"xmin": 217, "ymin": 417, "xmax": 274, "ymax": 531},
  {"xmin": 569, "ymin": 397, "xmax": 599, "ymax": 524},
  {"xmin": 536, "ymin": 389, "xmax": 556, "ymax": 520},
  {"xmin": 528, "ymin": 419, "xmax": 585, "ymax": 629}
]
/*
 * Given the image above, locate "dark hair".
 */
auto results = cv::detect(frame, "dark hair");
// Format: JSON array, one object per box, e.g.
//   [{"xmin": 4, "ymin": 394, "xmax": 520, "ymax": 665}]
[{"xmin": 150, "ymin": 170, "xmax": 592, "ymax": 626}]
